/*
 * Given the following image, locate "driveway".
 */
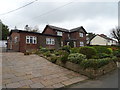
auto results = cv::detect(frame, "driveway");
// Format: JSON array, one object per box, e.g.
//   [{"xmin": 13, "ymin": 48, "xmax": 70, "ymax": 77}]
[{"xmin": 2, "ymin": 52, "xmax": 87, "ymax": 88}]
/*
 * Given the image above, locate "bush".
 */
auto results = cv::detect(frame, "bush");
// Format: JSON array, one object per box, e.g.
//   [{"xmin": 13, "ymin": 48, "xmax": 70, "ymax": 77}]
[
  {"xmin": 97, "ymin": 53, "xmax": 113, "ymax": 59},
  {"xmin": 40, "ymin": 48, "xmax": 49, "ymax": 52},
  {"xmin": 60, "ymin": 51, "xmax": 69, "ymax": 63},
  {"xmin": 93, "ymin": 46, "xmax": 112, "ymax": 54},
  {"xmin": 50, "ymin": 54, "xmax": 57, "ymax": 63},
  {"xmin": 54, "ymin": 50, "xmax": 64, "ymax": 56},
  {"xmin": 80, "ymin": 58, "xmax": 111, "ymax": 69},
  {"xmin": 24, "ymin": 52, "xmax": 31, "ymax": 55},
  {"xmin": 79, "ymin": 46, "xmax": 97, "ymax": 59},
  {"xmin": 70, "ymin": 47, "xmax": 79, "ymax": 53},
  {"xmin": 43, "ymin": 51, "xmax": 51, "ymax": 57},
  {"xmin": 61, "ymin": 45, "xmax": 71, "ymax": 53},
  {"xmin": 113, "ymin": 50, "xmax": 120, "ymax": 57},
  {"xmin": 68, "ymin": 53, "xmax": 86, "ymax": 64}
]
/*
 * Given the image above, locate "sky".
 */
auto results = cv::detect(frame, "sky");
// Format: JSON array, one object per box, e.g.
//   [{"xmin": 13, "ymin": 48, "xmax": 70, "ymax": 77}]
[{"xmin": 0, "ymin": 0, "xmax": 119, "ymax": 37}]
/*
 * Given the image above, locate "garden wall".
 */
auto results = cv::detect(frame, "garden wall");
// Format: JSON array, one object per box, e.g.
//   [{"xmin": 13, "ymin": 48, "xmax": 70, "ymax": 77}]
[{"xmin": 56, "ymin": 60, "xmax": 117, "ymax": 79}]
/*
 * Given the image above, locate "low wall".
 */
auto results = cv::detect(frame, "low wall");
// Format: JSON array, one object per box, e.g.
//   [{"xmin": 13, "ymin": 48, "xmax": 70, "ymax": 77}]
[{"xmin": 56, "ymin": 60, "xmax": 117, "ymax": 79}]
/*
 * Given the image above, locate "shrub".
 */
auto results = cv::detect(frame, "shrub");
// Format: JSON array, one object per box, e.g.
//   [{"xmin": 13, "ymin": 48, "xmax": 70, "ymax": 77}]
[
  {"xmin": 61, "ymin": 45, "xmax": 71, "ymax": 53},
  {"xmin": 40, "ymin": 48, "xmax": 49, "ymax": 52},
  {"xmin": 24, "ymin": 52, "xmax": 30, "ymax": 55},
  {"xmin": 55, "ymin": 50, "xmax": 64, "ymax": 56},
  {"xmin": 93, "ymin": 46, "xmax": 112, "ymax": 54},
  {"xmin": 43, "ymin": 51, "xmax": 51, "ymax": 57},
  {"xmin": 80, "ymin": 58, "xmax": 111, "ymax": 69},
  {"xmin": 60, "ymin": 51, "xmax": 69, "ymax": 63},
  {"xmin": 50, "ymin": 54, "xmax": 57, "ymax": 63},
  {"xmin": 70, "ymin": 47, "xmax": 79, "ymax": 53},
  {"xmin": 113, "ymin": 50, "xmax": 120, "ymax": 57},
  {"xmin": 68, "ymin": 53, "xmax": 86, "ymax": 64},
  {"xmin": 79, "ymin": 46, "xmax": 97, "ymax": 59},
  {"xmin": 97, "ymin": 53, "xmax": 113, "ymax": 59}
]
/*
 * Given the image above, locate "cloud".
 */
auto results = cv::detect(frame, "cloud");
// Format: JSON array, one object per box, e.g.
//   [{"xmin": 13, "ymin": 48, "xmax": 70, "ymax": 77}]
[{"xmin": 0, "ymin": 1, "xmax": 118, "ymax": 36}]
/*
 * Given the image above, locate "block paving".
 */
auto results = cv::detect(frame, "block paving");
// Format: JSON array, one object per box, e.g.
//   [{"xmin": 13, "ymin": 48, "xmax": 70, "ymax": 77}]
[{"xmin": 2, "ymin": 52, "xmax": 88, "ymax": 88}]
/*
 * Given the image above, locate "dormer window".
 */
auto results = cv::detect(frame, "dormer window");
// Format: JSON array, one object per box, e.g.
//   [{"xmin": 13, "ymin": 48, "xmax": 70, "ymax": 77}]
[
  {"xmin": 79, "ymin": 32, "xmax": 83, "ymax": 37},
  {"xmin": 57, "ymin": 31, "xmax": 62, "ymax": 36}
]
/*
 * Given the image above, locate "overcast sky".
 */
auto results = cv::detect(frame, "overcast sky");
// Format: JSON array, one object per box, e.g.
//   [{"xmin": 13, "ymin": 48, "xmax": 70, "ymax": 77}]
[{"xmin": 0, "ymin": 0, "xmax": 119, "ymax": 37}]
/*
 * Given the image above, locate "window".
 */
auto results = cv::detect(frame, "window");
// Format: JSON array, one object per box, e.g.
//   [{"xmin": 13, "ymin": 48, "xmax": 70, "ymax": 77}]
[
  {"xmin": 79, "ymin": 32, "xmax": 83, "ymax": 37},
  {"xmin": 26, "ymin": 36, "xmax": 37, "ymax": 44},
  {"xmin": 57, "ymin": 31, "xmax": 62, "ymax": 36},
  {"xmin": 68, "ymin": 34, "xmax": 70, "ymax": 39},
  {"xmin": 14, "ymin": 36, "xmax": 18, "ymax": 43},
  {"xmin": 80, "ymin": 42, "xmax": 84, "ymax": 46},
  {"xmin": 61, "ymin": 41, "xmax": 63, "ymax": 46},
  {"xmin": 67, "ymin": 42, "xmax": 69, "ymax": 46},
  {"xmin": 74, "ymin": 42, "xmax": 76, "ymax": 47},
  {"xmin": 46, "ymin": 38, "xmax": 55, "ymax": 45}
]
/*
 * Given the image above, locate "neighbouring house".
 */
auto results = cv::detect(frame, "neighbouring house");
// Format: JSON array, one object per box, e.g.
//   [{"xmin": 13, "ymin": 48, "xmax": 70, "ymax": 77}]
[
  {"xmin": 7, "ymin": 25, "xmax": 87, "ymax": 52},
  {"xmin": 90, "ymin": 34, "xmax": 118, "ymax": 46}
]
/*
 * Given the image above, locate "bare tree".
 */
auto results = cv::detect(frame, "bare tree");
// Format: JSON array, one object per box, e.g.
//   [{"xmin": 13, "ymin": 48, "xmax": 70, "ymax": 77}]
[{"xmin": 111, "ymin": 27, "xmax": 120, "ymax": 46}]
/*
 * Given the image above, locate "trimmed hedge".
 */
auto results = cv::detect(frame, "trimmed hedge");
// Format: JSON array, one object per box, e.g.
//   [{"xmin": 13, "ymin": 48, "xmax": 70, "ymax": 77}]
[
  {"xmin": 79, "ymin": 46, "xmax": 97, "ymax": 59},
  {"xmin": 92, "ymin": 46, "xmax": 112, "ymax": 54},
  {"xmin": 80, "ymin": 57, "xmax": 116, "ymax": 69}
]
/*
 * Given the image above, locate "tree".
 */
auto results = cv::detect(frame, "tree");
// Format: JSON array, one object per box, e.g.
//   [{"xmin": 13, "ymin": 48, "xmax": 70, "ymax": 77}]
[
  {"xmin": 111, "ymin": 27, "xmax": 120, "ymax": 46},
  {"xmin": 86, "ymin": 33, "xmax": 96, "ymax": 45},
  {"xmin": 0, "ymin": 21, "xmax": 9, "ymax": 40}
]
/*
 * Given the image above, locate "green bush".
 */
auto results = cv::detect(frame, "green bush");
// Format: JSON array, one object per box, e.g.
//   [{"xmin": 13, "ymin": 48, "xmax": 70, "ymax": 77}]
[
  {"xmin": 60, "ymin": 51, "xmax": 69, "ymax": 63},
  {"xmin": 54, "ymin": 50, "xmax": 64, "ymax": 56},
  {"xmin": 50, "ymin": 54, "xmax": 57, "ymax": 63},
  {"xmin": 70, "ymin": 47, "xmax": 79, "ymax": 53},
  {"xmin": 113, "ymin": 50, "xmax": 120, "ymax": 57},
  {"xmin": 80, "ymin": 58, "xmax": 111, "ymax": 69},
  {"xmin": 40, "ymin": 48, "xmax": 49, "ymax": 52},
  {"xmin": 61, "ymin": 45, "xmax": 71, "ymax": 53},
  {"xmin": 43, "ymin": 51, "xmax": 51, "ymax": 57},
  {"xmin": 93, "ymin": 46, "xmax": 112, "ymax": 54},
  {"xmin": 68, "ymin": 53, "xmax": 86, "ymax": 64},
  {"xmin": 79, "ymin": 46, "xmax": 97, "ymax": 59},
  {"xmin": 97, "ymin": 53, "xmax": 113, "ymax": 59}
]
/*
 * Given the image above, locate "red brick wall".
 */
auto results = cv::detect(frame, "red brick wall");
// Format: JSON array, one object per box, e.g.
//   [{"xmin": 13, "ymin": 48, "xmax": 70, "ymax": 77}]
[
  {"xmin": 43, "ymin": 27, "xmax": 56, "ymax": 35},
  {"xmin": 19, "ymin": 33, "xmax": 39, "ymax": 52},
  {"xmin": 70, "ymin": 31, "xmax": 86, "ymax": 47},
  {"xmin": 7, "ymin": 32, "xmax": 20, "ymax": 51}
]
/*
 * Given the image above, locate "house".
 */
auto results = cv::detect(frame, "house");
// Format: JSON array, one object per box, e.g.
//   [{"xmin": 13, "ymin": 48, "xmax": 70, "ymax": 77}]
[
  {"xmin": 90, "ymin": 34, "xmax": 118, "ymax": 46},
  {"xmin": 42, "ymin": 25, "xmax": 87, "ymax": 47},
  {"xmin": 7, "ymin": 29, "xmax": 61, "ymax": 52},
  {"xmin": 7, "ymin": 25, "xmax": 87, "ymax": 52}
]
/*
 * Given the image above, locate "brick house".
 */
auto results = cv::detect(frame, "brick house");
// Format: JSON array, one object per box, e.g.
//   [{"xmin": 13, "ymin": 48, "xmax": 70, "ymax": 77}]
[
  {"xmin": 7, "ymin": 25, "xmax": 87, "ymax": 52},
  {"xmin": 42, "ymin": 25, "xmax": 87, "ymax": 47},
  {"xmin": 7, "ymin": 29, "xmax": 61, "ymax": 52}
]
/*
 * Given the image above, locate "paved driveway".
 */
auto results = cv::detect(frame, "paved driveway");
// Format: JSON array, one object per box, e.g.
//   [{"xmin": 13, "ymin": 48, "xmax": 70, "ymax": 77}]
[{"xmin": 2, "ymin": 52, "xmax": 87, "ymax": 88}]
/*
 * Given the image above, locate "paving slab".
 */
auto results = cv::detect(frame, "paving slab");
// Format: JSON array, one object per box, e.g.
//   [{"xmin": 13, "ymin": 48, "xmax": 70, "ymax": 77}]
[{"xmin": 2, "ymin": 52, "xmax": 88, "ymax": 88}]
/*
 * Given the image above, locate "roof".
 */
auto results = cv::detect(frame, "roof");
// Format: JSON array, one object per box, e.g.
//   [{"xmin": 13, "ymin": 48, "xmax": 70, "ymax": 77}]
[
  {"xmin": 70, "ymin": 26, "xmax": 87, "ymax": 33},
  {"xmin": 98, "ymin": 34, "xmax": 114, "ymax": 41},
  {"xmin": 9, "ymin": 29, "xmax": 62, "ymax": 37},
  {"xmin": 47, "ymin": 25, "xmax": 69, "ymax": 32},
  {"xmin": 43, "ymin": 25, "xmax": 87, "ymax": 33}
]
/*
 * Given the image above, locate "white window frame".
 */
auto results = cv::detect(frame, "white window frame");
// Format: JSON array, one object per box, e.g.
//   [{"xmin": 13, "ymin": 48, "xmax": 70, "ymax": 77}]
[
  {"xmin": 26, "ymin": 36, "xmax": 37, "ymax": 44},
  {"xmin": 80, "ymin": 42, "xmax": 84, "ymax": 46},
  {"xmin": 74, "ymin": 41, "xmax": 76, "ymax": 47},
  {"xmin": 14, "ymin": 36, "xmax": 18, "ymax": 43},
  {"xmin": 79, "ymin": 32, "xmax": 83, "ymax": 37},
  {"xmin": 57, "ymin": 31, "xmax": 62, "ymax": 36},
  {"xmin": 67, "ymin": 42, "xmax": 69, "ymax": 46},
  {"xmin": 46, "ymin": 38, "xmax": 55, "ymax": 45},
  {"xmin": 61, "ymin": 41, "xmax": 63, "ymax": 46}
]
